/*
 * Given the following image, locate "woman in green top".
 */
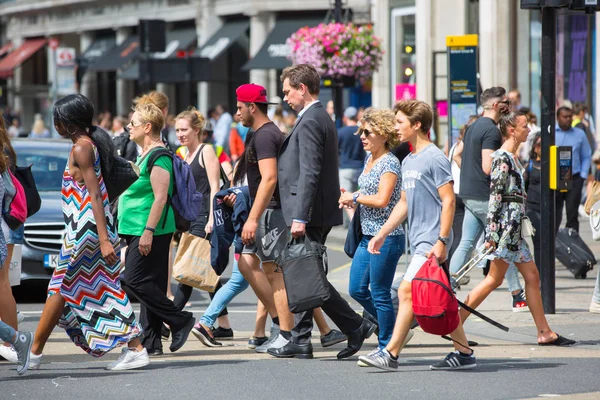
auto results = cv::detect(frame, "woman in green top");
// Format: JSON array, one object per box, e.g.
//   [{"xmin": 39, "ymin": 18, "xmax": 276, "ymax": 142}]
[{"xmin": 118, "ymin": 103, "xmax": 195, "ymax": 357}]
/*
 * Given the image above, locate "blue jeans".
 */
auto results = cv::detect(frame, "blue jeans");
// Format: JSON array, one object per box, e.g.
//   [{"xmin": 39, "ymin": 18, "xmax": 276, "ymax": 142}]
[
  {"xmin": 449, "ymin": 199, "xmax": 523, "ymax": 293},
  {"xmin": 0, "ymin": 320, "xmax": 16, "ymax": 344},
  {"xmin": 349, "ymin": 234, "xmax": 404, "ymax": 347},
  {"xmin": 199, "ymin": 259, "xmax": 249, "ymax": 327}
]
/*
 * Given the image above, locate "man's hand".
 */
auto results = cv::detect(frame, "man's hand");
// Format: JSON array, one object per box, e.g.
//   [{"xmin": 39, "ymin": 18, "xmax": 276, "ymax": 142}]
[
  {"xmin": 485, "ymin": 241, "xmax": 497, "ymax": 251},
  {"xmin": 242, "ymin": 218, "xmax": 258, "ymax": 245},
  {"xmin": 426, "ymin": 241, "xmax": 447, "ymax": 263},
  {"xmin": 223, "ymin": 194, "xmax": 237, "ymax": 208},
  {"xmin": 368, "ymin": 234, "xmax": 386, "ymax": 254},
  {"xmin": 291, "ymin": 221, "xmax": 306, "ymax": 239}
]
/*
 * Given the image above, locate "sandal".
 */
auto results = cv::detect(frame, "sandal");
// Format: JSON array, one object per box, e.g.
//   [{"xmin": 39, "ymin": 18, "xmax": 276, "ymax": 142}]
[{"xmin": 538, "ymin": 334, "xmax": 576, "ymax": 347}]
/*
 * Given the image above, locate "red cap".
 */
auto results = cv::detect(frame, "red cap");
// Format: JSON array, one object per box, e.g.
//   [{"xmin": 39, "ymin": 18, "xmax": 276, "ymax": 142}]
[{"xmin": 236, "ymin": 83, "xmax": 277, "ymax": 104}]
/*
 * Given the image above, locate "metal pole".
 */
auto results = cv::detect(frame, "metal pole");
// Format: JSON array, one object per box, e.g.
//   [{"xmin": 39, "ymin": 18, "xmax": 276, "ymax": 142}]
[
  {"xmin": 52, "ymin": 47, "xmax": 58, "ymax": 138},
  {"xmin": 333, "ymin": 0, "xmax": 344, "ymax": 129},
  {"xmin": 540, "ymin": 6, "xmax": 556, "ymax": 314}
]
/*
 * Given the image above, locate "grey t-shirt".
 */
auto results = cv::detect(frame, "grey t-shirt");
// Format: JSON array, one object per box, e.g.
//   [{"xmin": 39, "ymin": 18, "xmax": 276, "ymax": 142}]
[{"xmin": 402, "ymin": 144, "xmax": 454, "ymax": 256}]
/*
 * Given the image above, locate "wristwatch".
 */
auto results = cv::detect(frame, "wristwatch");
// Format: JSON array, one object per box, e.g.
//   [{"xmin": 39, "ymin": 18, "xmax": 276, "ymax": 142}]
[
  {"xmin": 437, "ymin": 236, "xmax": 450, "ymax": 246},
  {"xmin": 352, "ymin": 192, "xmax": 361, "ymax": 204}
]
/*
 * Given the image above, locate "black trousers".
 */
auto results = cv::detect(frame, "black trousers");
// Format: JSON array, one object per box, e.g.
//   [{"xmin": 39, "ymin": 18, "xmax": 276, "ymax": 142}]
[
  {"xmin": 448, "ymin": 195, "xmax": 465, "ymax": 261},
  {"xmin": 526, "ymin": 206, "xmax": 542, "ymax": 272},
  {"xmin": 292, "ymin": 226, "xmax": 363, "ymax": 344},
  {"xmin": 556, "ymin": 173, "xmax": 584, "ymax": 232},
  {"xmin": 121, "ymin": 233, "xmax": 192, "ymax": 351}
]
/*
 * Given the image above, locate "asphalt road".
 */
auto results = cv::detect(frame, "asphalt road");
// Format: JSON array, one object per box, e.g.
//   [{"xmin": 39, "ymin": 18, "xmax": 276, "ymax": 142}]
[{"xmin": 2, "ymin": 235, "xmax": 600, "ymax": 400}]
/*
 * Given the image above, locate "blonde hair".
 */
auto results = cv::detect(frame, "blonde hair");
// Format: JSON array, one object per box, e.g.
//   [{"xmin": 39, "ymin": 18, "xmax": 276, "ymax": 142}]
[
  {"xmin": 32, "ymin": 119, "xmax": 46, "ymax": 134},
  {"xmin": 176, "ymin": 107, "xmax": 206, "ymax": 138},
  {"xmin": 134, "ymin": 103, "xmax": 165, "ymax": 136},
  {"xmin": 360, "ymin": 107, "xmax": 399, "ymax": 149},
  {"xmin": 135, "ymin": 91, "xmax": 169, "ymax": 111}
]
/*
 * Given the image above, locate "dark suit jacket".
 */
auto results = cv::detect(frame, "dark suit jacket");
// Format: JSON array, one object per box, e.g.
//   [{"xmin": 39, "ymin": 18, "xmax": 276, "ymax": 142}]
[{"xmin": 278, "ymin": 102, "xmax": 343, "ymax": 228}]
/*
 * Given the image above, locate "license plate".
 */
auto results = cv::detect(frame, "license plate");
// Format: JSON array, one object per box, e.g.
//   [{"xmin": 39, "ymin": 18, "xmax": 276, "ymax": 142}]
[{"xmin": 43, "ymin": 254, "xmax": 60, "ymax": 269}]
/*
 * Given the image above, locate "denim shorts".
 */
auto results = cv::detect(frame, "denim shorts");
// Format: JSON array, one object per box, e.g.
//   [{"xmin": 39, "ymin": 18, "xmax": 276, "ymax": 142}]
[{"xmin": 8, "ymin": 225, "xmax": 24, "ymax": 245}]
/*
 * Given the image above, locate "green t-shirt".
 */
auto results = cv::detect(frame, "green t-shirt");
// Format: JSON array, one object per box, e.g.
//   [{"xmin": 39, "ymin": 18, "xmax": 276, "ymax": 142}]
[{"xmin": 118, "ymin": 148, "xmax": 175, "ymax": 236}]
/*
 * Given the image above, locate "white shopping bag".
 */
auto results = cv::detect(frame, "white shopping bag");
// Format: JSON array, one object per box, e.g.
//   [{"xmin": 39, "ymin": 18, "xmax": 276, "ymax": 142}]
[{"xmin": 9, "ymin": 244, "xmax": 22, "ymax": 287}]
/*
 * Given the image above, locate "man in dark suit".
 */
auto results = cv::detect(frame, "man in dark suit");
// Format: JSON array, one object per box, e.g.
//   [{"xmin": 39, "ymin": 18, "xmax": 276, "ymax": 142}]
[{"xmin": 269, "ymin": 64, "xmax": 375, "ymax": 359}]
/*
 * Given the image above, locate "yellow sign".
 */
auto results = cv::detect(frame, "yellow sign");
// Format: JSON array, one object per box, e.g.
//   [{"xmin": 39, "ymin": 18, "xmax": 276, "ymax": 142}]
[{"xmin": 446, "ymin": 34, "xmax": 478, "ymax": 47}]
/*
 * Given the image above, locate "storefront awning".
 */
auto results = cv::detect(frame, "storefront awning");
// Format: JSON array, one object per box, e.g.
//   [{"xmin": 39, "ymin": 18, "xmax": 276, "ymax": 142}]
[
  {"xmin": 0, "ymin": 42, "xmax": 13, "ymax": 58},
  {"xmin": 0, "ymin": 38, "xmax": 46, "ymax": 78},
  {"xmin": 195, "ymin": 20, "xmax": 249, "ymax": 61},
  {"xmin": 87, "ymin": 36, "xmax": 139, "ymax": 72},
  {"xmin": 242, "ymin": 18, "xmax": 322, "ymax": 71},
  {"xmin": 118, "ymin": 28, "xmax": 198, "ymax": 80},
  {"xmin": 81, "ymin": 37, "xmax": 117, "ymax": 63}
]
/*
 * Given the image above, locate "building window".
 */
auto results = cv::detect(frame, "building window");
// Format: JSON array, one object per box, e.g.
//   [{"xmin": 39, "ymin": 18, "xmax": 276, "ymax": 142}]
[{"xmin": 390, "ymin": 6, "xmax": 416, "ymax": 103}]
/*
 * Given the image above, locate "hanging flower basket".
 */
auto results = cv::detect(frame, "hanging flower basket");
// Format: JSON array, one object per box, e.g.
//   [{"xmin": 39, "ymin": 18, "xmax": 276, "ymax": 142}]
[{"xmin": 286, "ymin": 22, "xmax": 384, "ymax": 83}]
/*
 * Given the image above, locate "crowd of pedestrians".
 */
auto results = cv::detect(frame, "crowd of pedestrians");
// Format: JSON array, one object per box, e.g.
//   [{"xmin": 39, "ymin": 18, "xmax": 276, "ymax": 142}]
[{"xmin": 3, "ymin": 64, "xmax": 598, "ymax": 377}]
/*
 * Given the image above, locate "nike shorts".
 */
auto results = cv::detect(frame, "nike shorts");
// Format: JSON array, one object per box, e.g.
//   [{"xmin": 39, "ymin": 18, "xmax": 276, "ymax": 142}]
[{"xmin": 242, "ymin": 208, "xmax": 290, "ymax": 263}]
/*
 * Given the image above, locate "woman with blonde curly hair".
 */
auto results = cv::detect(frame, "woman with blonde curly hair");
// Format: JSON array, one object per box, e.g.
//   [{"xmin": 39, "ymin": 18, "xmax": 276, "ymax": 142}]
[{"xmin": 338, "ymin": 107, "xmax": 405, "ymax": 349}]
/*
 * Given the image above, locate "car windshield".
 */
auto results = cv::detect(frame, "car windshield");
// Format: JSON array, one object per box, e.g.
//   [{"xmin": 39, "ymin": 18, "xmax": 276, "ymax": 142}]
[{"xmin": 16, "ymin": 146, "xmax": 71, "ymax": 192}]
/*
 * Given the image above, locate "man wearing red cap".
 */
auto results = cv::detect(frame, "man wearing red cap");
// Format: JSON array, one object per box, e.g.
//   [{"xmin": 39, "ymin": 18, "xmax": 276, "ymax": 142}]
[{"xmin": 227, "ymin": 84, "xmax": 299, "ymax": 354}]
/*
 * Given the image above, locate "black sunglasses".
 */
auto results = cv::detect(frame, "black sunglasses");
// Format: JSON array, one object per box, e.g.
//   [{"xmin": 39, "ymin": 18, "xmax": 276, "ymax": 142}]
[
  {"xmin": 496, "ymin": 100, "xmax": 510, "ymax": 106},
  {"xmin": 359, "ymin": 128, "xmax": 372, "ymax": 136}
]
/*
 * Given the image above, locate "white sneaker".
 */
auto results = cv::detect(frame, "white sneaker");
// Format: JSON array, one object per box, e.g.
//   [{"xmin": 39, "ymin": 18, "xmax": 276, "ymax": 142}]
[
  {"xmin": 28, "ymin": 352, "xmax": 42, "ymax": 370},
  {"xmin": 0, "ymin": 344, "xmax": 18, "ymax": 363},
  {"xmin": 256, "ymin": 334, "xmax": 289, "ymax": 354},
  {"xmin": 16, "ymin": 312, "xmax": 25, "ymax": 324},
  {"xmin": 13, "ymin": 332, "xmax": 33, "ymax": 375},
  {"xmin": 357, "ymin": 329, "xmax": 414, "ymax": 367},
  {"xmin": 579, "ymin": 204, "xmax": 588, "ymax": 219},
  {"xmin": 590, "ymin": 301, "xmax": 600, "ymax": 314},
  {"xmin": 106, "ymin": 348, "xmax": 150, "ymax": 371}
]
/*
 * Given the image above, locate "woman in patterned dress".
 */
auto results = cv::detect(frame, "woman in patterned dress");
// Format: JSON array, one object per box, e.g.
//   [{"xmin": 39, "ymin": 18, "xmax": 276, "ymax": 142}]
[
  {"xmin": 459, "ymin": 111, "xmax": 575, "ymax": 346},
  {"xmin": 29, "ymin": 94, "xmax": 149, "ymax": 371},
  {"xmin": 338, "ymin": 108, "xmax": 406, "ymax": 350}
]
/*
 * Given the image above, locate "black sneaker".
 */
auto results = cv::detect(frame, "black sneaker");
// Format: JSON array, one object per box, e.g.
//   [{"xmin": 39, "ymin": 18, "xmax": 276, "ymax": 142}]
[
  {"xmin": 211, "ymin": 327, "xmax": 234, "ymax": 340},
  {"xmin": 320, "ymin": 329, "xmax": 347, "ymax": 348},
  {"xmin": 430, "ymin": 351, "xmax": 477, "ymax": 370},
  {"xmin": 191, "ymin": 323, "xmax": 223, "ymax": 347},
  {"xmin": 357, "ymin": 349, "xmax": 398, "ymax": 371},
  {"xmin": 247, "ymin": 336, "xmax": 269, "ymax": 349},
  {"xmin": 512, "ymin": 290, "xmax": 529, "ymax": 313}
]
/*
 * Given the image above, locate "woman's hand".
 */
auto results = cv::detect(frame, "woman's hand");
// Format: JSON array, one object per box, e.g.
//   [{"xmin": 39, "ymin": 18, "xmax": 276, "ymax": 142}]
[
  {"xmin": 205, "ymin": 218, "xmax": 214, "ymax": 235},
  {"xmin": 139, "ymin": 230, "xmax": 154, "ymax": 256},
  {"xmin": 485, "ymin": 240, "xmax": 497, "ymax": 251},
  {"xmin": 339, "ymin": 188, "xmax": 355, "ymax": 209},
  {"xmin": 100, "ymin": 240, "xmax": 118, "ymax": 266}
]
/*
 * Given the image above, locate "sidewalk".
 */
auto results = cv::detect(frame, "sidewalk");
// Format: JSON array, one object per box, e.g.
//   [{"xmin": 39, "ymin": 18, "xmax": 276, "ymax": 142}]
[{"xmin": 324, "ymin": 215, "xmax": 600, "ymax": 361}]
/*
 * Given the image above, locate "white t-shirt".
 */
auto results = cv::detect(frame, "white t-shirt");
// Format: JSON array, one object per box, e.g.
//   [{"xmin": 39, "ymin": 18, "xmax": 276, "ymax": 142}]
[{"xmin": 448, "ymin": 142, "xmax": 461, "ymax": 195}]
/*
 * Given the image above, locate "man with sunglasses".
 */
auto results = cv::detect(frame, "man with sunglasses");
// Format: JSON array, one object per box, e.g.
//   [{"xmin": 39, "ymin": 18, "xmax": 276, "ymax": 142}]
[{"xmin": 448, "ymin": 87, "xmax": 528, "ymax": 313}]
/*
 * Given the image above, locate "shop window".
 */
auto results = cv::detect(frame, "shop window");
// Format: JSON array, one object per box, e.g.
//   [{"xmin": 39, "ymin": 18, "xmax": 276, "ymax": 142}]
[{"xmin": 391, "ymin": 6, "xmax": 416, "ymax": 102}]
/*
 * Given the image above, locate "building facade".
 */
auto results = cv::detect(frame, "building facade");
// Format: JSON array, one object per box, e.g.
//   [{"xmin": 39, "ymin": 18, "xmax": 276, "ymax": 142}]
[{"xmin": 0, "ymin": 0, "xmax": 597, "ymax": 146}]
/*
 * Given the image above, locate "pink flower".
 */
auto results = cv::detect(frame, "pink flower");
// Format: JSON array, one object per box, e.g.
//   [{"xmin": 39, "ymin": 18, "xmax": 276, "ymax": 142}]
[
  {"xmin": 489, "ymin": 222, "xmax": 498, "ymax": 232},
  {"xmin": 500, "ymin": 163, "xmax": 509, "ymax": 172}
]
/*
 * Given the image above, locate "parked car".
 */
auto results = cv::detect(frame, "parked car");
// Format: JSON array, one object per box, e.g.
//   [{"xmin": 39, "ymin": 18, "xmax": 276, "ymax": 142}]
[{"xmin": 13, "ymin": 139, "xmax": 71, "ymax": 285}]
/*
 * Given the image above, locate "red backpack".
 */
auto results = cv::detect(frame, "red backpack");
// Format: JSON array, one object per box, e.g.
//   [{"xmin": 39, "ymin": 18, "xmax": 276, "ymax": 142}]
[
  {"xmin": 412, "ymin": 256, "xmax": 460, "ymax": 335},
  {"xmin": 2, "ymin": 169, "xmax": 28, "ymax": 230}
]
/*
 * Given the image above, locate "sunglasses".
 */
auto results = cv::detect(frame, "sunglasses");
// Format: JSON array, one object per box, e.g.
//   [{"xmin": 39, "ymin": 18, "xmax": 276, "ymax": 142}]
[
  {"xmin": 496, "ymin": 100, "xmax": 510, "ymax": 106},
  {"xmin": 358, "ymin": 128, "xmax": 373, "ymax": 136}
]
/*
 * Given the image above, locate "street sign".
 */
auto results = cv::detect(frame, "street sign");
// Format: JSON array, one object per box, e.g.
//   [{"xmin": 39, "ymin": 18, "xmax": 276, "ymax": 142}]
[
  {"xmin": 446, "ymin": 34, "xmax": 479, "ymax": 146},
  {"xmin": 49, "ymin": 38, "xmax": 59, "ymax": 50},
  {"xmin": 56, "ymin": 47, "xmax": 75, "ymax": 67}
]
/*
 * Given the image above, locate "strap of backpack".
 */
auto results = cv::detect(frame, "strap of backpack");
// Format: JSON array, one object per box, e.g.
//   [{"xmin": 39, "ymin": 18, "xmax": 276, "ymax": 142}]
[
  {"xmin": 146, "ymin": 147, "xmax": 174, "ymax": 230},
  {"xmin": 457, "ymin": 299, "xmax": 510, "ymax": 332}
]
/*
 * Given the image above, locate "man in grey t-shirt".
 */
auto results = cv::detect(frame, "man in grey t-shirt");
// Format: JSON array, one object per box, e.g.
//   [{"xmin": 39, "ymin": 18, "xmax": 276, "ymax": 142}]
[
  {"xmin": 402, "ymin": 143, "xmax": 454, "ymax": 263},
  {"xmin": 358, "ymin": 100, "xmax": 476, "ymax": 372}
]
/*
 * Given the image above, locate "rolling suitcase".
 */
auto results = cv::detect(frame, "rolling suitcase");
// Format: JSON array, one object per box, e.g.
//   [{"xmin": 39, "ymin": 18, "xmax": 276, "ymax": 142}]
[{"xmin": 555, "ymin": 227, "xmax": 596, "ymax": 279}]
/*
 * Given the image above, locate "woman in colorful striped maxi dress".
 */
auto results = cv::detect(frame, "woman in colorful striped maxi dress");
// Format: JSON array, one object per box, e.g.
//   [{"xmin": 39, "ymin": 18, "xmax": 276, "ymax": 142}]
[{"xmin": 29, "ymin": 94, "xmax": 150, "ymax": 371}]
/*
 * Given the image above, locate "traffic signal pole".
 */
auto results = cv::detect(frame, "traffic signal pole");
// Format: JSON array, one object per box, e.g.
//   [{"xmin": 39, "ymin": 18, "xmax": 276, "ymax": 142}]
[{"xmin": 540, "ymin": 6, "xmax": 557, "ymax": 314}]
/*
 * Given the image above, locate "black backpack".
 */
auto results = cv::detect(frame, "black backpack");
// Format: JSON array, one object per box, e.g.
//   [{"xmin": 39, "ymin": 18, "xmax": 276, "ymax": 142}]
[{"xmin": 113, "ymin": 132, "xmax": 138, "ymax": 162}]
